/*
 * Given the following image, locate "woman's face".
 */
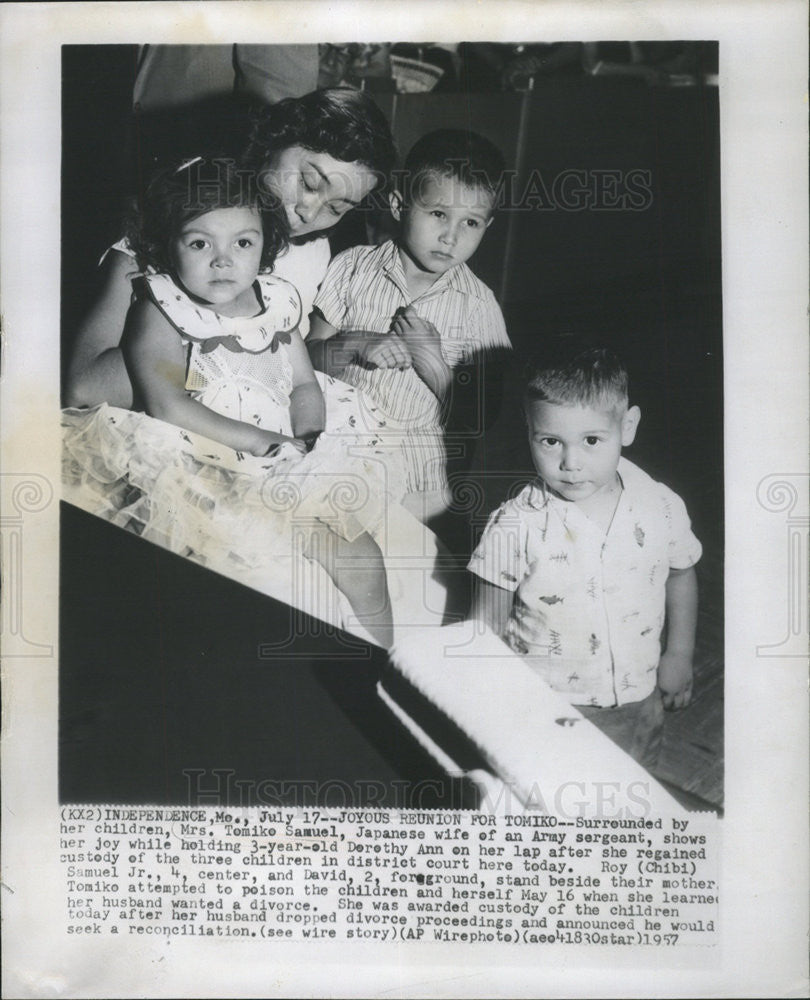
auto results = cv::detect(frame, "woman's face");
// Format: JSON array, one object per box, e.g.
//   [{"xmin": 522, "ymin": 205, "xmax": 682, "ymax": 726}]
[{"xmin": 262, "ymin": 146, "xmax": 379, "ymax": 239}]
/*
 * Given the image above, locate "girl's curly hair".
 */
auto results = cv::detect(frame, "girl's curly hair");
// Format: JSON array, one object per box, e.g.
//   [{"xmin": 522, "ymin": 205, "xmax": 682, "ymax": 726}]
[
  {"xmin": 126, "ymin": 157, "xmax": 289, "ymax": 274},
  {"xmin": 242, "ymin": 88, "xmax": 397, "ymax": 195}
]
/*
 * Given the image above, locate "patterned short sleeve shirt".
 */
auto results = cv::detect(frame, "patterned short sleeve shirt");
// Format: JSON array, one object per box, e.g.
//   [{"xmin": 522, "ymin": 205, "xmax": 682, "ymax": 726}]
[{"xmin": 468, "ymin": 458, "xmax": 702, "ymax": 707}]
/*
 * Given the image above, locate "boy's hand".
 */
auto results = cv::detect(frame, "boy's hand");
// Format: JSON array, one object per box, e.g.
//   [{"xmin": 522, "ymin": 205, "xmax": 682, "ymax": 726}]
[
  {"xmin": 657, "ymin": 650, "xmax": 693, "ymax": 710},
  {"xmin": 391, "ymin": 306, "xmax": 452, "ymax": 400},
  {"xmin": 392, "ymin": 305, "xmax": 441, "ymax": 352},
  {"xmin": 359, "ymin": 333, "xmax": 413, "ymax": 370}
]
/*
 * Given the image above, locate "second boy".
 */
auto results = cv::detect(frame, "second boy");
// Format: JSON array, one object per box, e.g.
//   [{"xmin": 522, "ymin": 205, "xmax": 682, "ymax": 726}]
[{"xmin": 307, "ymin": 128, "xmax": 512, "ymax": 520}]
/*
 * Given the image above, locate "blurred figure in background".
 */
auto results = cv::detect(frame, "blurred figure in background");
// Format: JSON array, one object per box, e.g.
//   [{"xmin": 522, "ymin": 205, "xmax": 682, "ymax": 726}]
[{"xmin": 133, "ymin": 44, "xmax": 319, "ymax": 110}]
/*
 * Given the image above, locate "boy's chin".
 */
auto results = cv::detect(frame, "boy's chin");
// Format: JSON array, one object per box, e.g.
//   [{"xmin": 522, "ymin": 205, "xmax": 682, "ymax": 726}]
[
  {"xmin": 546, "ymin": 480, "xmax": 597, "ymax": 502},
  {"xmin": 555, "ymin": 486, "xmax": 591, "ymax": 501},
  {"xmin": 425, "ymin": 254, "xmax": 458, "ymax": 271},
  {"xmin": 405, "ymin": 248, "xmax": 458, "ymax": 275}
]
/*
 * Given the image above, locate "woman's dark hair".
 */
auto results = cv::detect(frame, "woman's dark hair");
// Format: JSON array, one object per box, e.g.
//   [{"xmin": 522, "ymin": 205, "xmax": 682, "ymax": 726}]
[
  {"xmin": 243, "ymin": 88, "xmax": 397, "ymax": 192},
  {"xmin": 126, "ymin": 156, "xmax": 289, "ymax": 274}
]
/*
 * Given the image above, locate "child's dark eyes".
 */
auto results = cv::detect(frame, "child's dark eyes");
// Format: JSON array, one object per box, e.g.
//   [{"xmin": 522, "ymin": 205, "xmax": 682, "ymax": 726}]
[
  {"xmin": 188, "ymin": 239, "xmax": 208, "ymax": 250},
  {"xmin": 535, "ymin": 435, "xmax": 603, "ymax": 448},
  {"xmin": 465, "ymin": 218, "xmax": 480, "ymax": 228},
  {"xmin": 236, "ymin": 238, "xmax": 254, "ymax": 249}
]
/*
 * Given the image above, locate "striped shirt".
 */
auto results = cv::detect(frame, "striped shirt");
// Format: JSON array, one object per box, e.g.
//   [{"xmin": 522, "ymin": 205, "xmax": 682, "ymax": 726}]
[{"xmin": 313, "ymin": 240, "xmax": 511, "ymax": 491}]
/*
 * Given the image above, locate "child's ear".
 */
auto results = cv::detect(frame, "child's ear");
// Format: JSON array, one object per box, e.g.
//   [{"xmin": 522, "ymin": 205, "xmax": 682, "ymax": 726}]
[
  {"xmin": 389, "ymin": 190, "xmax": 404, "ymax": 222},
  {"xmin": 621, "ymin": 405, "xmax": 641, "ymax": 447}
]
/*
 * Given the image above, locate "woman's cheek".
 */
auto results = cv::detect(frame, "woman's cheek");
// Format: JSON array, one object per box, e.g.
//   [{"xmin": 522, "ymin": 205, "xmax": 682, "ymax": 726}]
[{"xmin": 259, "ymin": 167, "xmax": 287, "ymax": 206}]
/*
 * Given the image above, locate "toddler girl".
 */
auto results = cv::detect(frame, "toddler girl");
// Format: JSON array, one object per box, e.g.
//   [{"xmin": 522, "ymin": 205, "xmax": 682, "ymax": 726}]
[{"xmin": 63, "ymin": 157, "xmax": 394, "ymax": 646}]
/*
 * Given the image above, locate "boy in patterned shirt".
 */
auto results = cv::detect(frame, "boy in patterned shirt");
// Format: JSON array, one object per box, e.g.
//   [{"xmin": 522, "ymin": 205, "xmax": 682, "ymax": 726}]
[
  {"xmin": 307, "ymin": 129, "xmax": 511, "ymax": 522},
  {"xmin": 468, "ymin": 345, "xmax": 701, "ymax": 769}
]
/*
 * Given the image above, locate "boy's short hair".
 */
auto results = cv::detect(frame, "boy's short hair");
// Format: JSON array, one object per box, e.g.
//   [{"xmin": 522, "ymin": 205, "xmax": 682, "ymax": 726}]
[
  {"xmin": 524, "ymin": 339, "xmax": 630, "ymax": 413},
  {"xmin": 401, "ymin": 128, "xmax": 505, "ymax": 207}
]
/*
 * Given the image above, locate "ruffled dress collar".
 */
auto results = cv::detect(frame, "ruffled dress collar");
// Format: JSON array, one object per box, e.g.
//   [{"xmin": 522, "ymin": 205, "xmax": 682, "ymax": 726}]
[{"xmin": 144, "ymin": 272, "xmax": 302, "ymax": 353}]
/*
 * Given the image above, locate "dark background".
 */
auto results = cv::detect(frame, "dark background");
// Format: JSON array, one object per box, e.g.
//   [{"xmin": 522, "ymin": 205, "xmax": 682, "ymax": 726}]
[{"xmin": 60, "ymin": 45, "xmax": 722, "ymax": 806}]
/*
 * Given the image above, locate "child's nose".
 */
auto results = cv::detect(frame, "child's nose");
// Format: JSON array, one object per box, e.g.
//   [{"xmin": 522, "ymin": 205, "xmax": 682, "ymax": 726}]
[
  {"xmin": 560, "ymin": 447, "xmax": 582, "ymax": 470},
  {"xmin": 212, "ymin": 249, "xmax": 233, "ymax": 268},
  {"xmin": 440, "ymin": 224, "xmax": 458, "ymax": 246}
]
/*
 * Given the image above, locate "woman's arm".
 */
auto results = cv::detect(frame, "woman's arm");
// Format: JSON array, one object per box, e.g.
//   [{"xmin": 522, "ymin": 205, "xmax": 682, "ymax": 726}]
[
  {"xmin": 122, "ymin": 297, "xmax": 293, "ymax": 457},
  {"xmin": 307, "ymin": 312, "xmax": 360, "ymax": 376},
  {"xmin": 285, "ymin": 327, "xmax": 326, "ymax": 439},
  {"xmin": 308, "ymin": 311, "xmax": 413, "ymax": 376},
  {"xmin": 65, "ymin": 250, "xmax": 139, "ymax": 409}
]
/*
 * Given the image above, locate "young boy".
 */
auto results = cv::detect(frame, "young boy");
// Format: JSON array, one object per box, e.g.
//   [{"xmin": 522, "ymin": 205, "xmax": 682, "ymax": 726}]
[
  {"xmin": 307, "ymin": 129, "xmax": 512, "ymax": 521},
  {"xmin": 468, "ymin": 345, "xmax": 701, "ymax": 769}
]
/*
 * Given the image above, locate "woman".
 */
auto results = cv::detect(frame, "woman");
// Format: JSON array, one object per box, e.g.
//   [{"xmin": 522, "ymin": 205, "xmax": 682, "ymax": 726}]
[
  {"xmin": 62, "ymin": 87, "xmax": 454, "ymax": 645},
  {"xmin": 65, "ymin": 88, "xmax": 397, "ymax": 409}
]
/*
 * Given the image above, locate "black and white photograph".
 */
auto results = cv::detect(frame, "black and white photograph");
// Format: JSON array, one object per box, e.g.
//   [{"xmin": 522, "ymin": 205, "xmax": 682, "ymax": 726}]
[
  {"xmin": 1, "ymin": 2, "xmax": 807, "ymax": 997},
  {"xmin": 58, "ymin": 39, "xmax": 723, "ymax": 813}
]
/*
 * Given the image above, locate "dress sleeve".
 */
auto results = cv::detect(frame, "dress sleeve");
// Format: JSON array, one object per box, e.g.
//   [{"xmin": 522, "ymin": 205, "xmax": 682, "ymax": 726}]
[
  {"xmin": 662, "ymin": 488, "xmax": 703, "ymax": 569},
  {"xmin": 98, "ymin": 236, "xmax": 137, "ymax": 268},
  {"xmin": 312, "ymin": 247, "xmax": 358, "ymax": 329},
  {"xmin": 467, "ymin": 501, "xmax": 528, "ymax": 591}
]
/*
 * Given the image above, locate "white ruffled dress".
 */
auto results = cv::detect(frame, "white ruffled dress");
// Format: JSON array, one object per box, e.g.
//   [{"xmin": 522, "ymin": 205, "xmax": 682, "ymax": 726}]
[{"xmin": 62, "ymin": 272, "xmax": 405, "ymax": 612}]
